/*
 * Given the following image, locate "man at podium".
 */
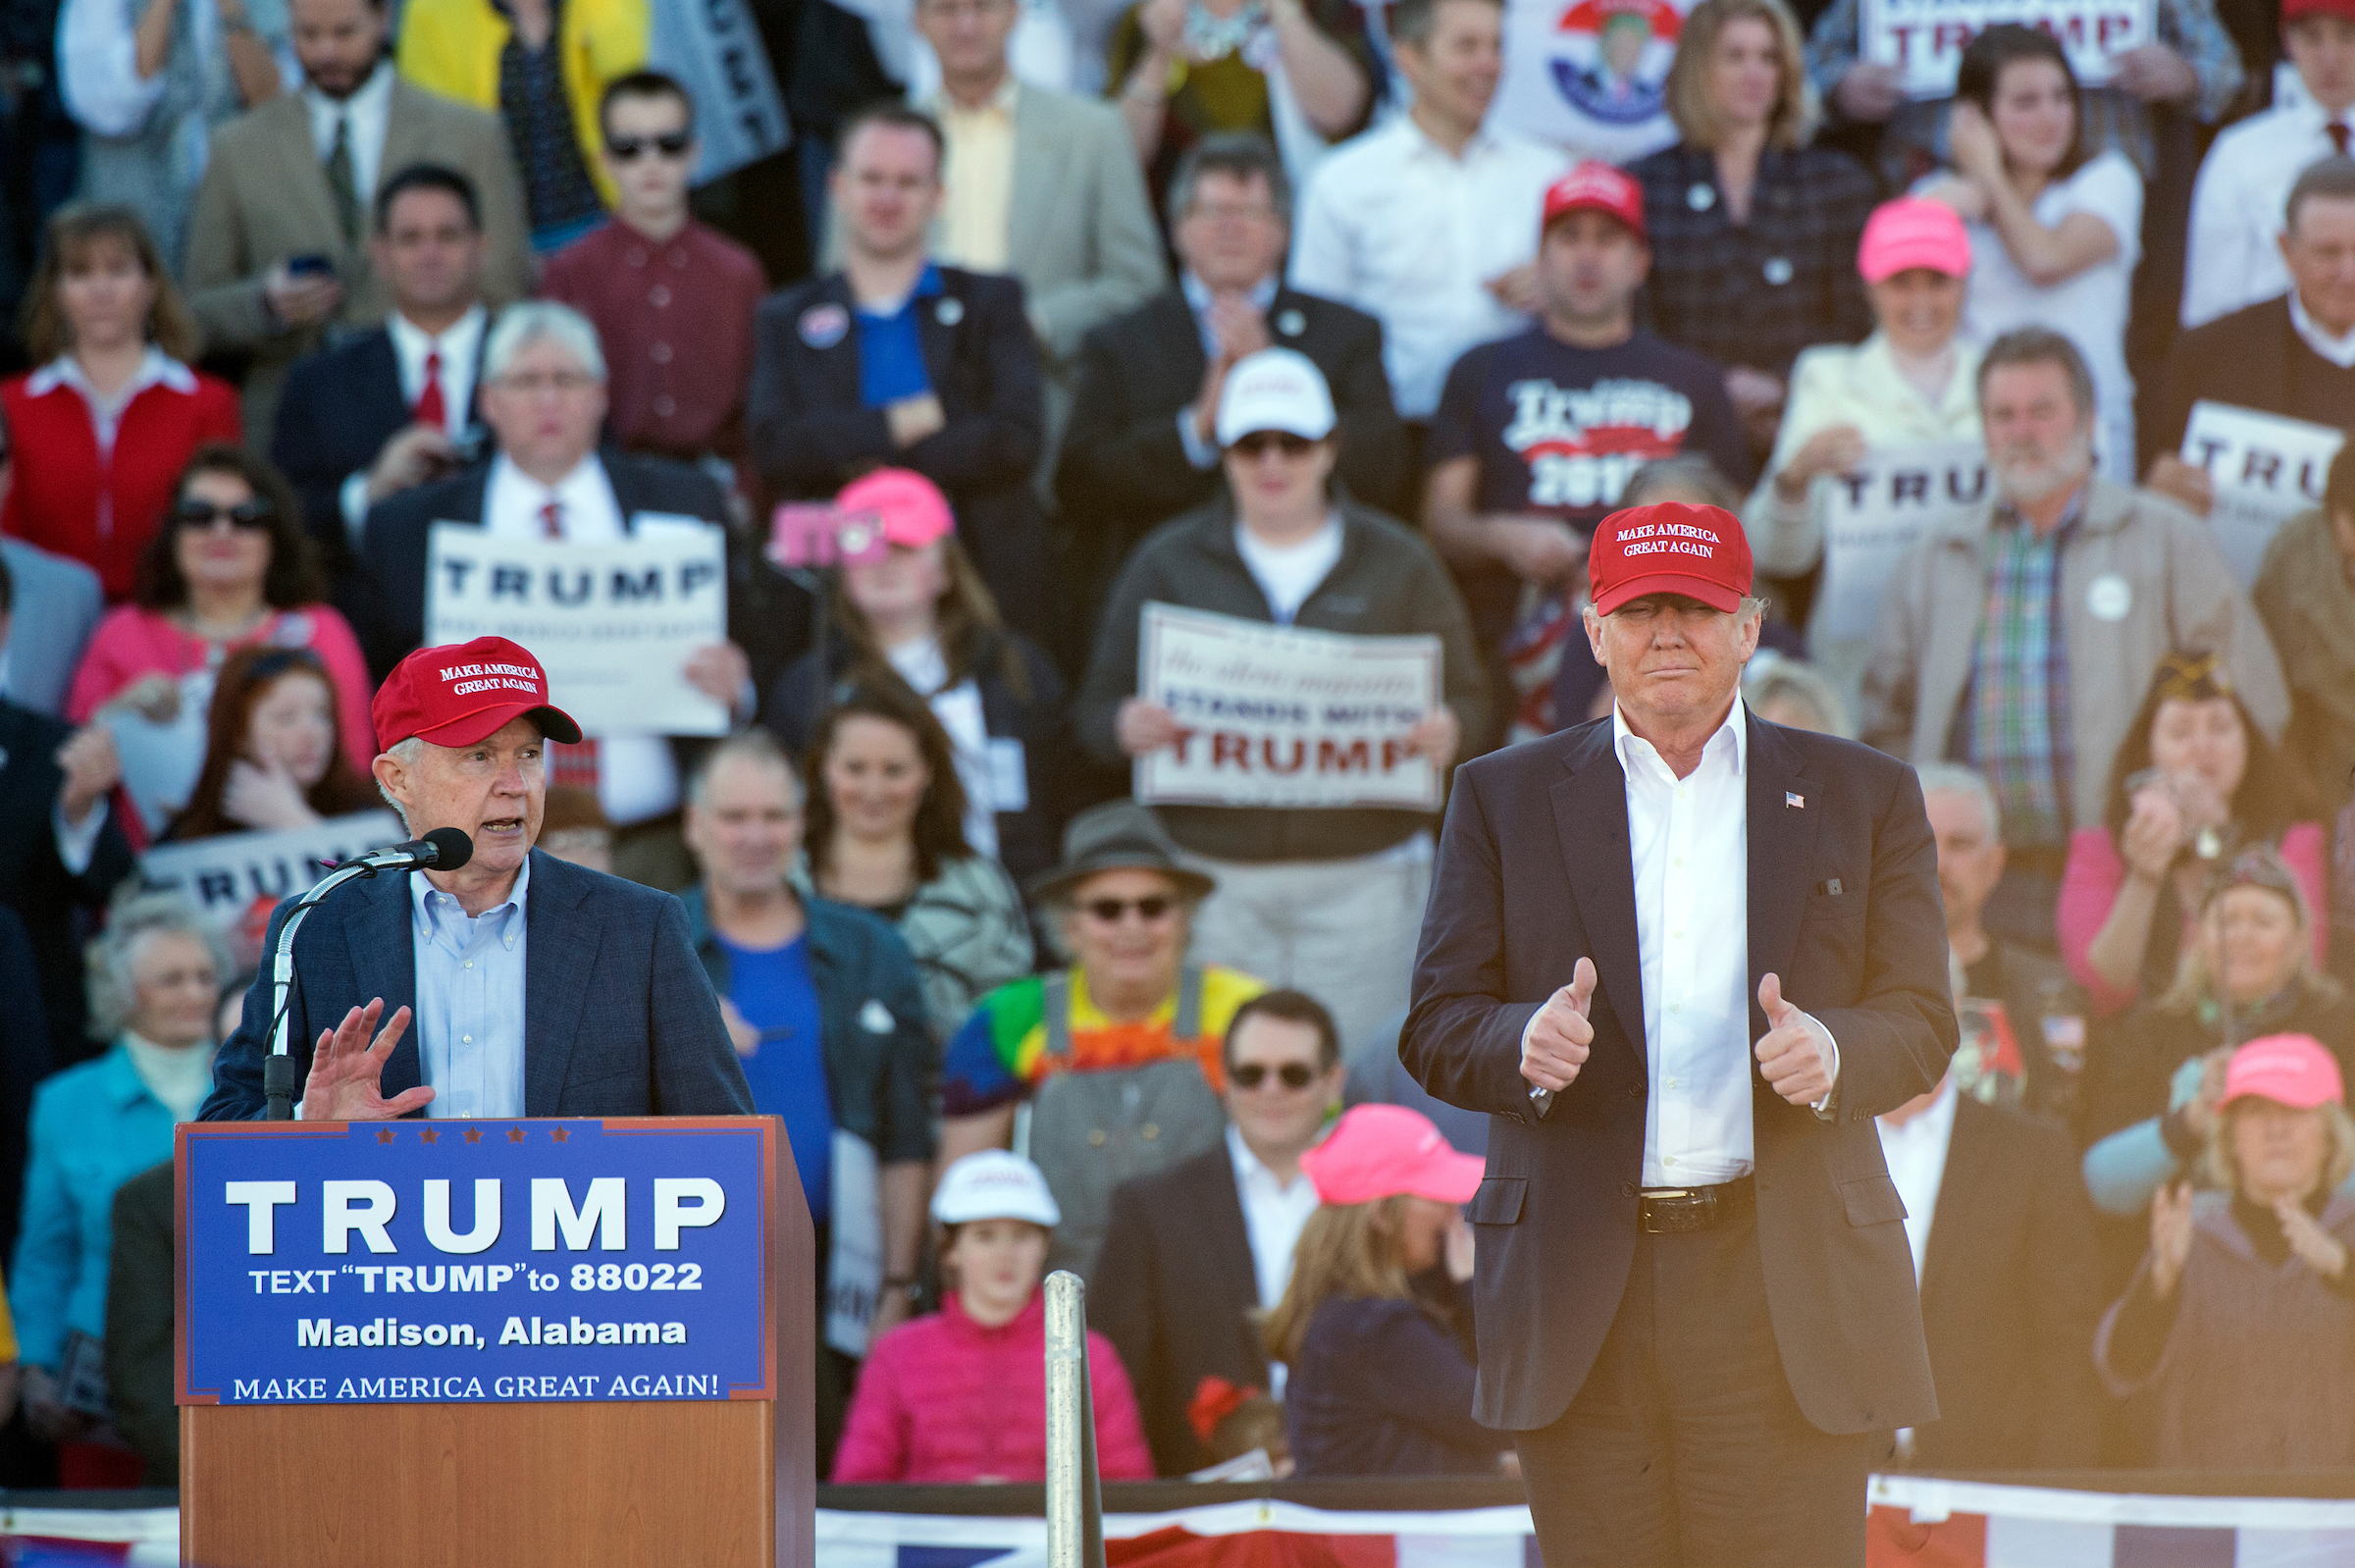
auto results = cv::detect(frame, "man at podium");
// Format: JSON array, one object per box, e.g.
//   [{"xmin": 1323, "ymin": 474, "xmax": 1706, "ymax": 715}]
[{"xmin": 201, "ymin": 636, "xmax": 754, "ymax": 1122}]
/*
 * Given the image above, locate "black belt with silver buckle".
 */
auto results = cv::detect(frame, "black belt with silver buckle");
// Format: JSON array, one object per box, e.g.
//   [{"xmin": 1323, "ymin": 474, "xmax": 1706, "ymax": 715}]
[{"xmin": 1636, "ymin": 1176, "xmax": 1753, "ymax": 1235}]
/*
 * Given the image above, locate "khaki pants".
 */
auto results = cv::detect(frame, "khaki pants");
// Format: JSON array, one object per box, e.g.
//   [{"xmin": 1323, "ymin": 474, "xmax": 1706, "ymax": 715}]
[{"xmin": 1180, "ymin": 842, "xmax": 1434, "ymax": 1052}]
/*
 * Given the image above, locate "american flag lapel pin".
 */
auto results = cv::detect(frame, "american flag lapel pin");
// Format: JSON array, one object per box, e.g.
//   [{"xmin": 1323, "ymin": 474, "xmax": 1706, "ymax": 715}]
[{"xmin": 1787, "ymin": 792, "xmax": 1805, "ymax": 810}]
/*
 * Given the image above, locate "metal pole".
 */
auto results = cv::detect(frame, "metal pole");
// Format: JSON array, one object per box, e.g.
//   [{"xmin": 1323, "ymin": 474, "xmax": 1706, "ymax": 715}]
[{"xmin": 1043, "ymin": 1271, "xmax": 1104, "ymax": 1568}]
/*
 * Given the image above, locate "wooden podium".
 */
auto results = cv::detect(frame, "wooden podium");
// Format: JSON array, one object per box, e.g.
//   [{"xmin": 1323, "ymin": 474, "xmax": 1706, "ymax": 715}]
[{"xmin": 175, "ymin": 1119, "xmax": 815, "ymax": 1567}]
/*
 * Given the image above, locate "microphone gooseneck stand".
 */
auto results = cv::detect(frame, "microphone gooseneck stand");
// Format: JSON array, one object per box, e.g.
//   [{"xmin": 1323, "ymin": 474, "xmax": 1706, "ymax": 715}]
[
  {"xmin": 262, "ymin": 827, "xmax": 475, "ymax": 1122},
  {"xmin": 263, "ymin": 860, "xmax": 387, "ymax": 1121}
]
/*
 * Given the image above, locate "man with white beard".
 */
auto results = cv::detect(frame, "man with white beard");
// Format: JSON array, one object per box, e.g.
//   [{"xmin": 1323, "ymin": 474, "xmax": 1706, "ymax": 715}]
[{"xmin": 1859, "ymin": 328, "xmax": 2287, "ymax": 947}]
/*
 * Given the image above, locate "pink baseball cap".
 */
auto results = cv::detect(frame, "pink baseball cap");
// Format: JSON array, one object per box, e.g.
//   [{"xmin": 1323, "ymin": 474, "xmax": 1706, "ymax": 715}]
[
  {"xmin": 835, "ymin": 467, "xmax": 954, "ymax": 549},
  {"xmin": 2222, "ymin": 1034, "xmax": 2346, "ymax": 1111},
  {"xmin": 1299, "ymin": 1104, "xmax": 1485, "ymax": 1206},
  {"xmin": 1857, "ymin": 197, "xmax": 1972, "ymax": 284}
]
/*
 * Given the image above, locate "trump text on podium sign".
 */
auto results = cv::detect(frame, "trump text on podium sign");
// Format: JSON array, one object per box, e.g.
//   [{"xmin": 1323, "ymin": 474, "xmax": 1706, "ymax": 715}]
[{"xmin": 177, "ymin": 1119, "xmax": 774, "ymax": 1405}]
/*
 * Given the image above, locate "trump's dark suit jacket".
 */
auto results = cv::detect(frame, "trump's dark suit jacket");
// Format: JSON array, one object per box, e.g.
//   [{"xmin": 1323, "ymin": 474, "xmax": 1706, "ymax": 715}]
[
  {"xmin": 200, "ymin": 850, "xmax": 753, "ymax": 1122},
  {"xmin": 1401, "ymin": 713, "xmax": 1957, "ymax": 1436}
]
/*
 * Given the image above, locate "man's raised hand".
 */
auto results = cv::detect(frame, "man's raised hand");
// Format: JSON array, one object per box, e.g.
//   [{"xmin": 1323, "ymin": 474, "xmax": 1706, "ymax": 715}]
[
  {"xmin": 301, "ymin": 999, "xmax": 435, "ymax": 1122},
  {"xmin": 1522, "ymin": 957, "xmax": 1597, "ymax": 1093}
]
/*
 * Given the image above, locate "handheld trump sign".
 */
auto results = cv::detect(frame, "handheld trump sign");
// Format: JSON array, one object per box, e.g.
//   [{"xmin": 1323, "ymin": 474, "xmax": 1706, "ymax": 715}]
[
  {"xmin": 423, "ymin": 520, "xmax": 730, "ymax": 737},
  {"xmin": 137, "ymin": 811, "xmax": 403, "ymax": 936},
  {"xmin": 2179, "ymin": 401, "xmax": 2346, "ymax": 587},
  {"xmin": 1860, "ymin": 0, "xmax": 2155, "ymax": 97},
  {"xmin": 177, "ymin": 1119, "xmax": 773, "ymax": 1406},
  {"xmin": 1136, "ymin": 603, "xmax": 1441, "ymax": 811},
  {"xmin": 1816, "ymin": 443, "xmax": 1990, "ymax": 643}
]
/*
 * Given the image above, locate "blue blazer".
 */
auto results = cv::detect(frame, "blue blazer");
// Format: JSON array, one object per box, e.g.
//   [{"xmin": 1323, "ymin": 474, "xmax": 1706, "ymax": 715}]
[
  {"xmin": 200, "ymin": 850, "xmax": 754, "ymax": 1122},
  {"xmin": 1402, "ymin": 713, "xmax": 1957, "ymax": 1437},
  {"xmin": 11, "ymin": 1043, "xmax": 185, "ymax": 1369}
]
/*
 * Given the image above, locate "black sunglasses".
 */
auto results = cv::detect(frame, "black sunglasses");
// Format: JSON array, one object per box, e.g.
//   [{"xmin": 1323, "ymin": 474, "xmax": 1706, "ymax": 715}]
[
  {"xmin": 1230, "ymin": 431, "xmax": 1315, "ymax": 460},
  {"xmin": 1229, "ymin": 1062, "xmax": 1318, "ymax": 1090},
  {"xmin": 1078, "ymin": 894, "xmax": 1177, "ymax": 924},
  {"xmin": 175, "ymin": 498, "xmax": 274, "ymax": 531},
  {"xmin": 607, "ymin": 131, "xmax": 694, "ymax": 162}
]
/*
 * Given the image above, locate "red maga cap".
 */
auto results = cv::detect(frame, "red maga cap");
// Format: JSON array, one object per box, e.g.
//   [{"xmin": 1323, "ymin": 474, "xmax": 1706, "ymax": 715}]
[
  {"xmin": 1542, "ymin": 159, "xmax": 1647, "ymax": 242},
  {"xmin": 371, "ymin": 636, "xmax": 584, "ymax": 750},
  {"xmin": 1587, "ymin": 501, "xmax": 1753, "ymax": 616},
  {"xmin": 2283, "ymin": 0, "xmax": 2355, "ymax": 25}
]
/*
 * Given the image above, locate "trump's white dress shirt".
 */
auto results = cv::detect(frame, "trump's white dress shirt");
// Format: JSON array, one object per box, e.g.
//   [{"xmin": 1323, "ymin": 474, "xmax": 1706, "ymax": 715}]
[{"xmin": 1618, "ymin": 697, "xmax": 1759, "ymax": 1187}]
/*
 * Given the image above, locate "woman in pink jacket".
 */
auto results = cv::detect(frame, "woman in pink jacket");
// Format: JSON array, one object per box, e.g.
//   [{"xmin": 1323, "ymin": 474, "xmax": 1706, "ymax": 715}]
[
  {"xmin": 832, "ymin": 1152, "xmax": 1154, "ymax": 1484},
  {"xmin": 2061, "ymin": 652, "xmax": 2327, "ymax": 1019}
]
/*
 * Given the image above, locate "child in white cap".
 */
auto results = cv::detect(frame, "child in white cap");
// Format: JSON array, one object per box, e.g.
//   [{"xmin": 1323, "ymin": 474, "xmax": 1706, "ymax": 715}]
[{"xmin": 831, "ymin": 1152, "xmax": 1155, "ymax": 1483}]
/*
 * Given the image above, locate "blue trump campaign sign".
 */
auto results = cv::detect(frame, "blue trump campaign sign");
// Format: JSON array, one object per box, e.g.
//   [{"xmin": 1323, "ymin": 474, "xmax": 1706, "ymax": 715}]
[{"xmin": 177, "ymin": 1119, "xmax": 776, "ymax": 1406}]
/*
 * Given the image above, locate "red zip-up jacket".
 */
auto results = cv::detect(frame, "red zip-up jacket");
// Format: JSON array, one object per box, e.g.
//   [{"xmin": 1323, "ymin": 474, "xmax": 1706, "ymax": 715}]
[
  {"xmin": 1, "ymin": 356, "xmax": 240, "ymax": 601},
  {"xmin": 832, "ymin": 1291, "xmax": 1156, "ymax": 1484}
]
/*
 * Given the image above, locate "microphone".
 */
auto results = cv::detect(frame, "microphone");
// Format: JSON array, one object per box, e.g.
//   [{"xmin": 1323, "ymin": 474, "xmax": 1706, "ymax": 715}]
[
  {"xmin": 260, "ymin": 827, "xmax": 473, "ymax": 1120},
  {"xmin": 336, "ymin": 826, "xmax": 474, "ymax": 874}
]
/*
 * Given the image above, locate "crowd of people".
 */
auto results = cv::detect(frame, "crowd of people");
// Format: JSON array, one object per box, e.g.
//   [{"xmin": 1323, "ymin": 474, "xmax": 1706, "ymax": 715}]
[{"xmin": 0, "ymin": 0, "xmax": 2349, "ymax": 1494}]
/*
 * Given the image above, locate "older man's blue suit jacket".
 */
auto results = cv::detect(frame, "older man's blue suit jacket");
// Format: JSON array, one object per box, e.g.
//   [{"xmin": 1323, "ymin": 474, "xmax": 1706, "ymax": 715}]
[{"xmin": 201, "ymin": 849, "xmax": 752, "ymax": 1121}]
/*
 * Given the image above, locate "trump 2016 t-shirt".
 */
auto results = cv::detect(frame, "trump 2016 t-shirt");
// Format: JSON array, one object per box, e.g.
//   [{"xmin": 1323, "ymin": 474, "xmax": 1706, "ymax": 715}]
[
  {"xmin": 1430, "ymin": 327, "xmax": 1751, "ymax": 528},
  {"xmin": 1429, "ymin": 326, "xmax": 1751, "ymax": 661}
]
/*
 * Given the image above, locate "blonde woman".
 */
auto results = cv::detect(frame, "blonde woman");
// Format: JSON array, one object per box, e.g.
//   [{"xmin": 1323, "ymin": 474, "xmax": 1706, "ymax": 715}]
[
  {"xmin": 2080, "ymin": 852, "xmax": 2355, "ymax": 1217},
  {"xmin": 2095, "ymin": 1034, "xmax": 2355, "ymax": 1467},
  {"xmin": 1266, "ymin": 1104, "xmax": 1506, "ymax": 1477},
  {"xmin": 1627, "ymin": 0, "xmax": 1875, "ymax": 449}
]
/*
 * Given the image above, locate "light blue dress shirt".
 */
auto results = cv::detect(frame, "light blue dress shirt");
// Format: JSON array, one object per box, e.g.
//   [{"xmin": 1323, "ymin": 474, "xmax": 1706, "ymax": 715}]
[{"xmin": 408, "ymin": 858, "xmax": 530, "ymax": 1119}]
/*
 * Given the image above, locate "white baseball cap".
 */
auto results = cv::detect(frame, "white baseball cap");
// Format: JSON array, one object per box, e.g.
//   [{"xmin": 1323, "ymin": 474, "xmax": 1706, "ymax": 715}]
[
  {"xmin": 1215, "ymin": 347, "xmax": 1337, "ymax": 446},
  {"xmin": 930, "ymin": 1150, "xmax": 1063, "ymax": 1228}
]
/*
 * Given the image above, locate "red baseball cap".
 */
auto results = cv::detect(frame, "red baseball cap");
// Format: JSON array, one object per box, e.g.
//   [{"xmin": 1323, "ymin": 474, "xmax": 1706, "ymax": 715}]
[
  {"xmin": 1542, "ymin": 159, "xmax": 1647, "ymax": 243},
  {"xmin": 2222, "ymin": 1033, "xmax": 2346, "ymax": 1111},
  {"xmin": 371, "ymin": 636, "xmax": 584, "ymax": 750},
  {"xmin": 1587, "ymin": 501, "xmax": 1753, "ymax": 616},
  {"xmin": 1299, "ymin": 1104, "xmax": 1485, "ymax": 1206},
  {"xmin": 2283, "ymin": 0, "xmax": 2355, "ymax": 26}
]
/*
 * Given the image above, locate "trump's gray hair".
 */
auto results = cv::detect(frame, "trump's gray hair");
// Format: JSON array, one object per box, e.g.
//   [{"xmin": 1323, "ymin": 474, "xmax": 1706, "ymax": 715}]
[
  {"xmin": 484, "ymin": 301, "xmax": 606, "ymax": 385},
  {"xmin": 85, "ymin": 891, "xmax": 229, "ymax": 1040},
  {"xmin": 377, "ymin": 736, "xmax": 425, "ymax": 830}
]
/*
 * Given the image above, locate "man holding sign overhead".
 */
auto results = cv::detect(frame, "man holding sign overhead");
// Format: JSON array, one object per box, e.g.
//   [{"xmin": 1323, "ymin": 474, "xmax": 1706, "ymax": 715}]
[
  {"xmin": 356, "ymin": 302, "xmax": 781, "ymax": 889},
  {"xmin": 1075, "ymin": 348, "xmax": 1485, "ymax": 1049},
  {"xmin": 201, "ymin": 635, "xmax": 752, "ymax": 1122}
]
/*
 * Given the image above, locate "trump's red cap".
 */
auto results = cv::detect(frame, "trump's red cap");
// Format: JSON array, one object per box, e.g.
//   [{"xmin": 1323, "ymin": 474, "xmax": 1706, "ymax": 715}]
[
  {"xmin": 371, "ymin": 636, "xmax": 584, "ymax": 750},
  {"xmin": 1586, "ymin": 501, "xmax": 1753, "ymax": 617}
]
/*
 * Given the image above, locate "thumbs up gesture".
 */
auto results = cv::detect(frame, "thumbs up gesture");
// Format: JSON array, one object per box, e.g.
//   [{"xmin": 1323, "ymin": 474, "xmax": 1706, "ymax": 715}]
[
  {"xmin": 1754, "ymin": 972, "xmax": 1838, "ymax": 1108},
  {"xmin": 1521, "ymin": 957, "xmax": 1598, "ymax": 1093}
]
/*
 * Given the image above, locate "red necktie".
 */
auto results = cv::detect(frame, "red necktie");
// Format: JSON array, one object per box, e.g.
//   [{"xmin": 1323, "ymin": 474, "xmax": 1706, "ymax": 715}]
[
  {"xmin": 540, "ymin": 499, "xmax": 563, "ymax": 540},
  {"xmin": 2333, "ymin": 122, "xmax": 2351, "ymax": 157},
  {"xmin": 414, "ymin": 346, "xmax": 445, "ymax": 431}
]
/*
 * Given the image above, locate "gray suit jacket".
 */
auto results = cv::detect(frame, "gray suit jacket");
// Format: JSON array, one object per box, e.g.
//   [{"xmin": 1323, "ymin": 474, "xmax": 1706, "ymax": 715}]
[
  {"xmin": 199, "ymin": 849, "xmax": 753, "ymax": 1122},
  {"xmin": 0, "ymin": 541, "xmax": 103, "ymax": 719},
  {"xmin": 183, "ymin": 79, "xmax": 532, "ymax": 443}
]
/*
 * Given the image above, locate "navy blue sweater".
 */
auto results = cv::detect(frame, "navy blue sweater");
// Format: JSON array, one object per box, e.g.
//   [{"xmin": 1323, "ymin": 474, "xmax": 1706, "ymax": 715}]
[{"xmin": 1284, "ymin": 1294, "xmax": 1503, "ymax": 1477}]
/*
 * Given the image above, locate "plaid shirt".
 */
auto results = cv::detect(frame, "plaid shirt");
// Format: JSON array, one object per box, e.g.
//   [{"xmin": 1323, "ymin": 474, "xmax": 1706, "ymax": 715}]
[
  {"xmin": 1630, "ymin": 143, "xmax": 1878, "ymax": 378},
  {"xmin": 1962, "ymin": 493, "xmax": 2087, "ymax": 850},
  {"xmin": 1806, "ymin": 0, "xmax": 2244, "ymax": 185}
]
